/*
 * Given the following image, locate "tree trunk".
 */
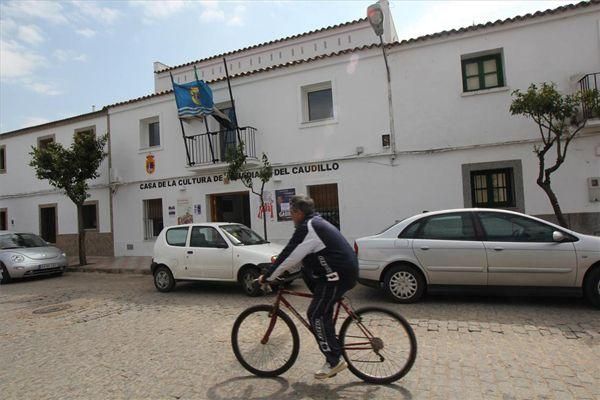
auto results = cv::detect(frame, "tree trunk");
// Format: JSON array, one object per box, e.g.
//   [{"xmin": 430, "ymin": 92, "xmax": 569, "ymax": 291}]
[
  {"xmin": 537, "ymin": 180, "xmax": 569, "ymax": 228},
  {"xmin": 77, "ymin": 203, "xmax": 87, "ymax": 266},
  {"xmin": 260, "ymin": 194, "xmax": 267, "ymax": 240}
]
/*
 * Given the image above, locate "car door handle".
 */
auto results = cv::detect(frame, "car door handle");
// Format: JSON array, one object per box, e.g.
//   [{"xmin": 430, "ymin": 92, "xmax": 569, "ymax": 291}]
[
  {"xmin": 187, "ymin": 251, "xmax": 193, "ymax": 254},
  {"xmin": 420, "ymin": 246, "xmax": 430, "ymax": 251},
  {"xmin": 493, "ymin": 247, "xmax": 504, "ymax": 251}
]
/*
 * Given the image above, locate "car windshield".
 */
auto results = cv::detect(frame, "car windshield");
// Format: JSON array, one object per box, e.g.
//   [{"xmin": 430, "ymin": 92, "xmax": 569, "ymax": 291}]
[
  {"xmin": 220, "ymin": 225, "xmax": 268, "ymax": 246},
  {"xmin": 0, "ymin": 233, "xmax": 48, "ymax": 249}
]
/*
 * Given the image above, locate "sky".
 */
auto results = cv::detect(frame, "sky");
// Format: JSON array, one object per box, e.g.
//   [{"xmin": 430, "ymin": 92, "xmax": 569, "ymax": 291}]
[{"xmin": 0, "ymin": 0, "xmax": 575, "ymax": 134}]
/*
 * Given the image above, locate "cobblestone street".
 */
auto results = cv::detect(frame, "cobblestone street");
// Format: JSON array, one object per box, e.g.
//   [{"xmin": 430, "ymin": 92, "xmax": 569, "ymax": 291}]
[{"xmin": 1, "ymin": 272, "xmax": 598, "ymax": 400}]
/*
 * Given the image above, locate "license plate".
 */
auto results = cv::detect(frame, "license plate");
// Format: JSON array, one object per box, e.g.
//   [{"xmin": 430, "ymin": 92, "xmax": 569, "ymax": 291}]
[{"xmin": 39, "ymin": 263, "xmax": 59, "ymax": 270}]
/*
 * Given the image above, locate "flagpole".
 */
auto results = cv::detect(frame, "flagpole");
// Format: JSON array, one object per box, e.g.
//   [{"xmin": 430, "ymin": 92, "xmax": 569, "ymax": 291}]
[
  {"xmin": 171, "ymin": 72, "xmax": 192, "ymax": 166},
  {"xmin": 222, "ymin": 57, "xmax": 242, "ymax": 143}
]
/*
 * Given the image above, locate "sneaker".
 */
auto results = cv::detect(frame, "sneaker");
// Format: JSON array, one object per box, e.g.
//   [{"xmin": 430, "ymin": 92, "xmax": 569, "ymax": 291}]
[{"xmin": 314, "ymin": 359, "xmax": 347, "ymax": 380}]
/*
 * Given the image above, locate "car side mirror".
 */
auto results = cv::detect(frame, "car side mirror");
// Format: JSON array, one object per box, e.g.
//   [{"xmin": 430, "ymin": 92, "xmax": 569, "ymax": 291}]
[
  {"xmin": 552, "ymin": 231, "xmax": 567, "ymax": 242},
  {"xmin": 215, "ymin": 243, "xmax": 228, "ymax": 249}
]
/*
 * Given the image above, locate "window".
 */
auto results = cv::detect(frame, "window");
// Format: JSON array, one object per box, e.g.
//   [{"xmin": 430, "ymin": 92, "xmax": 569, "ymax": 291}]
[
  {"xmin": 461, "ymin": 52, "xmax": 504, "ymax": 92},
  {"xmin": 189, "ymin": 226, "xmax": 228, "ymax": 248},
  {"xmin": 38, "ymin": 135, "xmax": 55, "ymax": 149},
  {"xmin": 143, "ymin": 199, "xmax": 163, "ymax": 240},
  {"xmin": 399, "ymin": 220, "xmax": 422, "ymax": 238},
  {"xmin": 0, "ymin": 209, "xmax": 7, "ymax": 230},
  {"xmin": 415, "ymin": 213, "xmax": 477, "ymax": 241},
  {"xmin": 478, "ymin": 212, "xmax": 560, "ymax": 243},
  {"xmin": 308, "ymin": 183, "xmax": 340, "ymax": 229},
  {"xmin": 74, "ymin": 127, "xmax": 95, "ymax": 142},
  {"xmin": 302, "ymin": 82, "xmax": 334, "ymax": 123},
  {"xmin": 462, "ymin": 160, "xmax": 524, "ymax": 211},
  {"xmin": 0, "ymin": 145, "xmax": 5, "ymax": 173},
  {"xmin": 140, "ymin": 117, "xmax": 160, "ymax": 149},
  {"xmin": 82, "ymin": 201, "xmax": 98, "ymax": 230},
  {"xmin": 471, "ymin": 168, "xmax": 514, "ymax": 208},
  {"xmin": 166, "ymin": 227, "xmax": 189, "ymax": 247}
]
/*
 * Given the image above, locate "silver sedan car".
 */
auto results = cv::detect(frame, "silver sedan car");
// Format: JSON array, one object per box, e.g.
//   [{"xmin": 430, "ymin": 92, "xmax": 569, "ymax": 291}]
[
  {"xmin": 0, "ymin": 231, "xmax": 68, "ymax": 284},
  {"xmin": 355, "ymin": 209, "xmax": 600, "ymax": 307}
]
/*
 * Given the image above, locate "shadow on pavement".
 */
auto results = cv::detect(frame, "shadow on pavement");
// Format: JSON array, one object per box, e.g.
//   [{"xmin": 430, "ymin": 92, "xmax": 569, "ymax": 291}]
[{"xmin": 205, "ymin": 376, "xmax": 412, "ymax": 400}]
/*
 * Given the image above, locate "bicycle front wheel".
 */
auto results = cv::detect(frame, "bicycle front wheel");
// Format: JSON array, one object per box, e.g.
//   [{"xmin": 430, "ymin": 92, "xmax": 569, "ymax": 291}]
[
  {"xmin": 339, "ymin": 307, "xmax": 417, "ymax": 384},
  {"xmin": 231, "ymin": 305, "xmax": 300, "ymax": 377}
]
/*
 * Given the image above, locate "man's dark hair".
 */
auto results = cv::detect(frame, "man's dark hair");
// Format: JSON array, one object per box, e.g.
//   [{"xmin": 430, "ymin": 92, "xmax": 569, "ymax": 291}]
[{"xmin": 290, "ymin": 194, "xmax": 315, "ymax": 215}]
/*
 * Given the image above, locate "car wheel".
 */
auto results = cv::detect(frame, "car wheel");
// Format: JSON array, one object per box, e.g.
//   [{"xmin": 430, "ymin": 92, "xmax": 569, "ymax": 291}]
[
  {"xmin": 1, "ymin": 264, "xmax": 11, "ymax": 284},
  {"xmin": 154, "ymin": 266, "xmax": 175, "ymax": 293},
  {"xmin": 240, "ymin": 268, "xmax": 262, "ymax": 297},
  {"xmin": 583, "ymin": 267, "xmax": 600, "ymax": 308},
  {"xmin": 383, "ymin": 264, "xmax": 425, "ymax": 303}
]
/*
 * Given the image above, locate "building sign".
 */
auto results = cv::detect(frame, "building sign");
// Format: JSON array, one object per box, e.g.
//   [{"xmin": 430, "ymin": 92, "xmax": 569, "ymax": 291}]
[
  {"xmin": 145, "ymin": 154, "xmax": 156, "ymax": 174},
  {"xmin": 138, "ymin": 162, "xmax": 341, "ymax": 190},
  {"xmin": 276, "ymin": 188, "xmax": 296, "ymax": 221}
]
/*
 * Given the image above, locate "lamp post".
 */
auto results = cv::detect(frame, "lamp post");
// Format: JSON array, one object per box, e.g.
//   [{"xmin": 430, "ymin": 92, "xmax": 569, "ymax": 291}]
[{"xmin": 367, "ymin": 2, "xmax": 396, "ymax": 160}]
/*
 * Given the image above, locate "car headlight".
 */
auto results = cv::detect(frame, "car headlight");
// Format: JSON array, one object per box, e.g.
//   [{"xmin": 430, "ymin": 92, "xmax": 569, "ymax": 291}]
[
  {"xmin": 61, "ymin": 252, "xmax": 66, "ymax": 257},
  {"xmin": 10, "ymin": 254, "xmax": 25, "ymax": 263}
]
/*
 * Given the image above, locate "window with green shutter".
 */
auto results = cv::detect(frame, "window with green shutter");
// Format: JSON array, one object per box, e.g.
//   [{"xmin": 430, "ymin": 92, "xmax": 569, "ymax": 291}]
[
  {"xmin": 470, "ymin": 168, "xmax": 515, "ymax": 208},
  {"xmin": 461, "ymin": 53, "xmax": 504, "ymax": 92}
]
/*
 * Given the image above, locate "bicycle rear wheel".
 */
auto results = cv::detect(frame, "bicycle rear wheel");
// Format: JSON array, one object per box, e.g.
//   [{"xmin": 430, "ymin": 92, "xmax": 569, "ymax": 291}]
[
  {"xmin": 231, "ymin": 305, "xmax": 300, "ymax": 377},
  {"xmin": 339, "ymin": 307, "xmax": 417, "ymax": 384}
]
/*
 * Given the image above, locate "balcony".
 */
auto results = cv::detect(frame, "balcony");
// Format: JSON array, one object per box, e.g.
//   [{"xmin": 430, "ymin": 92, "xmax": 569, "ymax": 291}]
[
  {"xmin": 579, "ymin": 72, "xmax": 599, "ymax": 120},
  {"xmin": 183, "ymin": 126, "xmax": 258, "ymax": 171}
]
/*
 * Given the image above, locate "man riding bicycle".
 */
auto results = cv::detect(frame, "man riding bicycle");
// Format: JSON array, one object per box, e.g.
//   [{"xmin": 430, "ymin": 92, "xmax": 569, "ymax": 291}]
[{"xmin": 259, "ymin": 194, "xmax": 358, "ymax": 379}]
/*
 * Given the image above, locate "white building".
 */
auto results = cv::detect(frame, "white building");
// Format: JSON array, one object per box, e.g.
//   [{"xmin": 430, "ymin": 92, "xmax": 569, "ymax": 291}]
[{"xmin": 1, "ymin": 0, "xmax": 599, "ymax": 257}]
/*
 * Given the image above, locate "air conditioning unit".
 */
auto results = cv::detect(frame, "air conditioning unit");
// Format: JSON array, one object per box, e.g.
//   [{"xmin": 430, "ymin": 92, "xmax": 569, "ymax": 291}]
[{"xmin": 588, "ymin": 177, "xmax": 600, "ymax": 202}]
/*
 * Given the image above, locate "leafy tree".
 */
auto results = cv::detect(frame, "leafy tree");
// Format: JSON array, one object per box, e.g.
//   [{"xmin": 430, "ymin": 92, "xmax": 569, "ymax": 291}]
[
  {"xmin": 225, "ymin": 142, "xmax": 273, "ymax": 239},
  {"xmin": 510, "ymin": 82, "xmax": 599, "ymax": 227},
  {"xmin": 30, "ymin": 132, "xmax": 108, "ymax": 265}
]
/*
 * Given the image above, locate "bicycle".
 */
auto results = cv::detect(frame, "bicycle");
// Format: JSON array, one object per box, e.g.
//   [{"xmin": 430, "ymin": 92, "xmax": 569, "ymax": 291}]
[{"xmin": 231, "ymin": 277, "xmax": 417, "ymax": 384}]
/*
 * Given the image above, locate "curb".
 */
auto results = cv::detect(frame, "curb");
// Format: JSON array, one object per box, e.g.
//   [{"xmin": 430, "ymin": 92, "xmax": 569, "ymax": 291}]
[{"xmin": 66, "ymin": 266, "xmax": 151, "ymax": 276}]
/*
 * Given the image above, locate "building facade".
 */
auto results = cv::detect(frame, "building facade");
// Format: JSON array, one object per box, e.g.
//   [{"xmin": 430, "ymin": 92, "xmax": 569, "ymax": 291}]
[{"xmin": 1, "ymin": 1, "xmax": 599, "ymax": 257}]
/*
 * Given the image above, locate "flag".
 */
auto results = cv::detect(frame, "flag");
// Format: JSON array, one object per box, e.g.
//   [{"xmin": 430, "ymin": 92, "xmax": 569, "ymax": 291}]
[{"xmin": 172, "ymin": 80, "xmax": 215, "ymax": 119}]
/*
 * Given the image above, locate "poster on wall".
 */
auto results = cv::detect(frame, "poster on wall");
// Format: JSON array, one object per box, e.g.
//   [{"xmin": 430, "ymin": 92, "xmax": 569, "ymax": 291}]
[
  {"xmin": 168, "ymin": 206, "xmax": 176, "ymax": 217},
  {"xmin": 194, "ymin": 204, "xmax": 202, "ymax": 215},
  {"xmin": 177, "ymin": 198, "xmax": 193, "ymax": 225},
  {"xmin": 276, "ymin": 188, "xmax": 296, "ymax": 221},
  {"xmin": 256, "ymin": 190, "xmax": 275, "ymax": 221}
]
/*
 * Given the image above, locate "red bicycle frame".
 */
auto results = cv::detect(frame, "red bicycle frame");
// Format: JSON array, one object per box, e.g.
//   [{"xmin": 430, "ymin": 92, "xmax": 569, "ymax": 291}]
[{"xmin": 260, "ymin": 287, "xmax": 378, "ymax": 351}]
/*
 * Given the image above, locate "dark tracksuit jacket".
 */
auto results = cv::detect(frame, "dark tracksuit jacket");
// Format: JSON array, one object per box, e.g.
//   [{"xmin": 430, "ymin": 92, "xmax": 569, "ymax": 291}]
[{"xmin": 265, "ymin": 213, "xmax": 358, "ymax": 366}]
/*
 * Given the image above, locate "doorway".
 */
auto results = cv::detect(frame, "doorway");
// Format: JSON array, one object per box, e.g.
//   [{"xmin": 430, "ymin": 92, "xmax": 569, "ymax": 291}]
[
  {"xmin": 210, "ymin": 192, "xmax": 251, "ymax": 227},
  {"xmin": 39, "ymin": 204, "xmax": 57, "ymax": 243}
]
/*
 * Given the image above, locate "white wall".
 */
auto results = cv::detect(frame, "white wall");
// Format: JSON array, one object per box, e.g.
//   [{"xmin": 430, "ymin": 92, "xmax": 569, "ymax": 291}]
[
  {"xmin": 388, "ymin": 9, "xmax": 600, "ymax": 151},
  {"xmin": 154, "ymin": 21, "xmax": 377, "ymax": 92},
  {"xmin": 0, "ymin": 114, "xmax": 111, "ymax": 236}
]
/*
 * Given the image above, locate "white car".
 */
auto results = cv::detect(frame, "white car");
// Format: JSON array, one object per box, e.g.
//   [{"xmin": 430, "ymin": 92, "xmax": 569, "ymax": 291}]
[
  {"xmin": 355, "ymin": 209, "xmax": 600, "ymax": 307},
  {"xmin": 151, "ymin": 223, "xmax": 283, "ymax": 296}
]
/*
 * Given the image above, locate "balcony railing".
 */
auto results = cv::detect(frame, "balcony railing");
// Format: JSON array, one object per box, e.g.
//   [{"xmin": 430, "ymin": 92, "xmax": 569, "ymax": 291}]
[
  {"xmin": 579, "ymin": 72, "xmax": 599, "ymax": 120},
  {"xmin": 184, "ymin": 126, "xmax": 257, "ymax": 167}
]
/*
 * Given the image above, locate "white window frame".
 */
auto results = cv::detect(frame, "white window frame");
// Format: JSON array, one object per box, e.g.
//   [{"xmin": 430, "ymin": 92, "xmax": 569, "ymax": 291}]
[
  {"xmin": 299, "ymin": 81, "xmax": 337, "ymax": 128},
  {"xmin": 139, "ymin": 116, "xmax": 162, "ymax": 151}
]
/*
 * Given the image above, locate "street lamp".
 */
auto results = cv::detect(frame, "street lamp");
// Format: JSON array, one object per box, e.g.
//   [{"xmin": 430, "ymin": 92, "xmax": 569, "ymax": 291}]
[{"xmin": 367, "ymin": 2, "xmax": 396, "ymax": 160}]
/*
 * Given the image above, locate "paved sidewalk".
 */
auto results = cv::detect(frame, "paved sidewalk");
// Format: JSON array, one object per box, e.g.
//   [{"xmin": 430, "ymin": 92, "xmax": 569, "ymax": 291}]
[{"xmin": 67, "ymin": 256, "xmax": 152, "ymax": 275}]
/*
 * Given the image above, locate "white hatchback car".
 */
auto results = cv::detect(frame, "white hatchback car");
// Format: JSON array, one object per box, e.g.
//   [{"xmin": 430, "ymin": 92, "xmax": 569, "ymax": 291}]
[
  {"xmin": 151, "ymin": 223, "xmax": 283, "ymax": 296},
  {"xmin": 355, "ymin": 209, "xmax": 600, "ymax": 307}
]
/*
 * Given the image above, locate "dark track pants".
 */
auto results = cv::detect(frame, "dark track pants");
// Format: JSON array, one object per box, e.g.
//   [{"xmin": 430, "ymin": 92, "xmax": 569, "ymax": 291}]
[{"xmin": 307, "ymin": 279, "xmax": 355, "ymax": 366}]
